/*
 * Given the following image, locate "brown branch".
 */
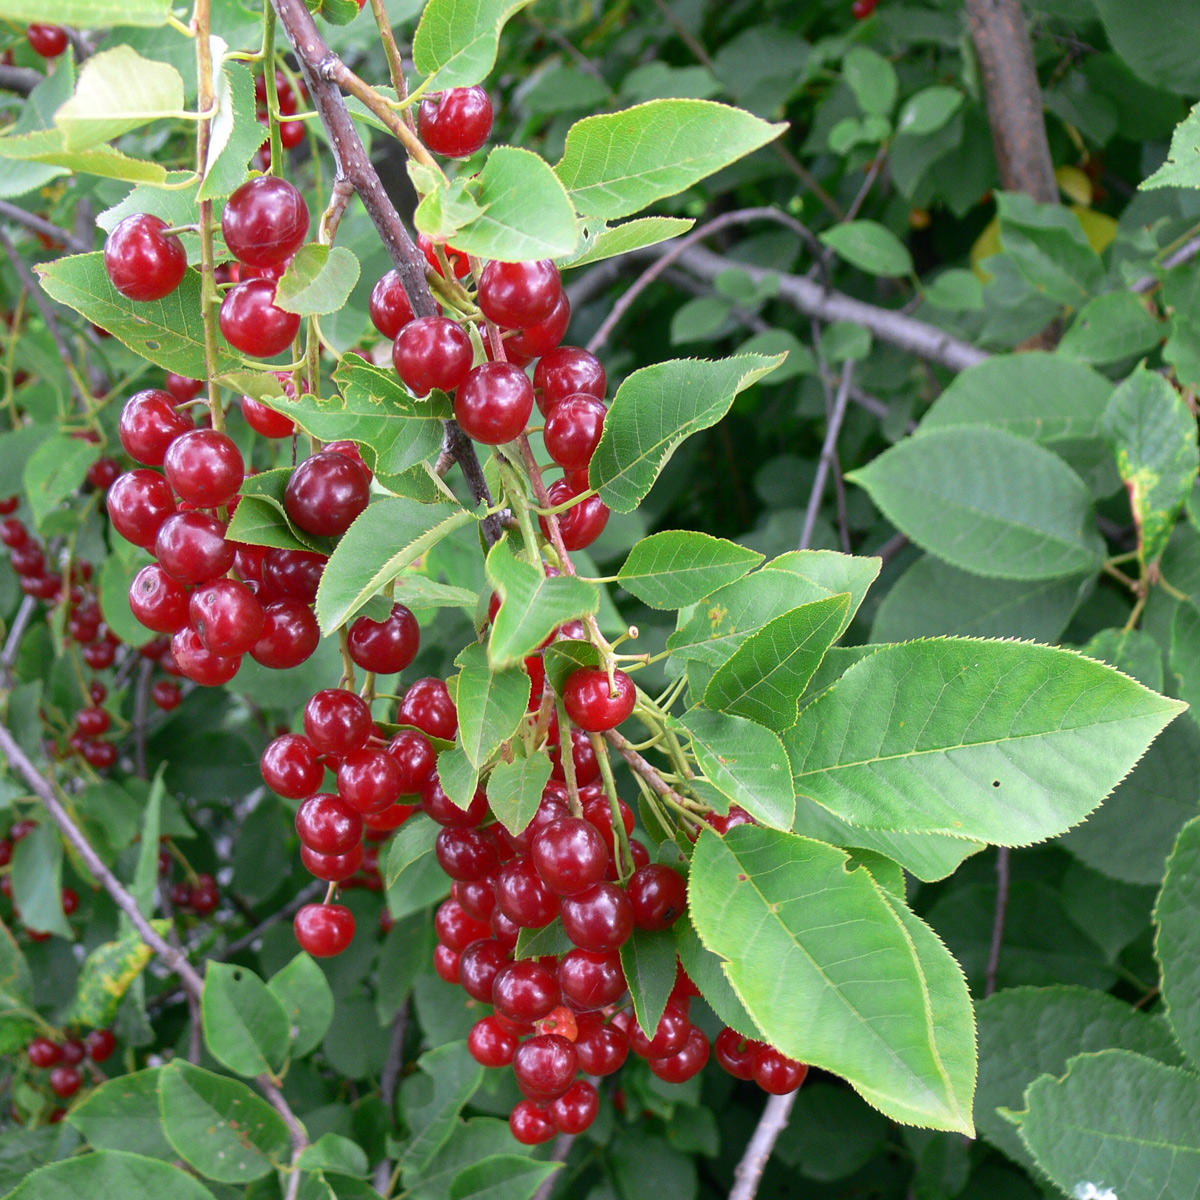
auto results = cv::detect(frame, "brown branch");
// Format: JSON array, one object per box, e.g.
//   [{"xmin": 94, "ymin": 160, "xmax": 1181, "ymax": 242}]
[
  {"xmin": 729, "ymin": 1091, "xmax": 798, "ymax": 1200},
  {"xmin": 531, "ymin": 1132, "xmax": 575, "ymax": 1200},
  {"xmin": 604, "ymin": 728, "xmax": 691, "ymax": 812},
  {"xmin": 965, "ymin": 0, "xmax": 1057, "ymax": 203},
  {"xmin": 0, "ymin": 64, "xmax": 42, "ymax": 96},
  {"xmin": 800, "ymin": 361, "xmax": 855, "ymax": 550},
  {"xmin": 0, "ymin": 201, "xmax": 91, "ymax": 255},
  {"xmin": 984, "ymin": 845, "xmax": 1011, "ymax": 997}
]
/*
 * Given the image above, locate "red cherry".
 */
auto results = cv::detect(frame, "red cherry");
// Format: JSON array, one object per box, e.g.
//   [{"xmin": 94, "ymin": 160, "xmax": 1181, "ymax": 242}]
[
  {"xmin": 418, "ymin": 87, "xmax": 494, "ymax": 158},
  {"xmin": 433, "ymin": 942, "xmax": 461, "ymax": 983},
  {"xmin": 221, "ymin": 176, "xmax": 310, "ymax": 268},
  {"xmin": 363, "ymin": 802, "xmax": 417, "ymax": 832},
  {"xmin": 392, "ymin": 317, "xmax": 473, "ymax": 396},
  {"xmin": 468, "ymin": 1016, "xmax": 518, "ymax": 1068},
  {"xmin": 535, "ymin": 347, "xmax": 606, "ymax": 417},
  {"xmin": 154, "ymin": 512, "xmax": 235, "ymax": 585},
  {"xmin": 337, "ymin": 749, "xmax": 403, "ymax": 814},
  {"xmin": 166, "ymin": 374, "xmax": 204, "ymax": 403},
  {"xmin": 300, "ymin": 842, "xmax": 364, "ymax": 882},
  {"xmin": 304, "ymin": 688, "xmax": 372, "ymax": 755},
  {"xmin": 492, "ymin": 960, "xmax": 561, "ymax": 1024},
  {"xmin": 241, "ymin": 395, "xmax": 295, "ymax": 438},
  {"xmin": 549, "ymin": 1079, "xmax": 598, "ymax": 1134},
  {"xmin": 261, "ymin": 548, "xmax": 325, "ymax": 603},
  {"xmin": 496, "ymin": 856, "xmax": 560, "ymax": 929},
  {"xmin": 435, "ymin": 899, "xmax": 491, "ymax": 952},
  {"xmin": 709, "ymin": 806, "xmax": 754, "ymax": 835},
  {"xmin": 582, "ymin": 796, "xmax": 635, "ymax": 859},
  {"xmin": 81, "ymin": 640, "xmax": 116, "ymax": 670},
  {"xmin": 490, "ymin": 907, "xmax": 521, "ymax": 951},
  {"xmin": 419, "ymin": 234, "xmax": 471, "ymax": 279},
  {"xmin": 49, "ymin": 1065, "xmax": 82, "ymax": 1099},
  {"xmin": 509, "ymin": 1099, "xmax": 556, "ymax": 1146},
  {"xmin": 573, "ymin": 1015, "xmax": 628, "ymax": 1076},
  {"xmin": 325, "ymin": 440, "xmax": 373, "ymax": 483},
  {"xmin": 714, "ymin": 1028, "xmax": 763, "ymax": 1081},
  {"xmin": 83, "ymin": 1029, "xmax": 116, "ymax": 1063},
  {"xmin": 347, "ymin": 603, "xmax": 419, "ymax": 674},
  {"xmin": 190, "ymin": 873, "xmax": 221, "ymax": 915},
  {"xmin": 27, "ymin": 1037, "xmax": 62, "ymax": 1068},
  {"xmin": 0, "ymin": 518, "xmax": 27, "ymax": 548},
  {"xmin": 385, "ymin": 729, "xmax": 437, "ymax": 793},
  {"xmin": 262, "ymin": 733, "xmax": 324, "ymax": 799},
  {"xmin": 220, "ymin": 280, "xmax": 302, "ymax": 358},
  {"xmin": 104, "ymin": 215, "xmax": 187, "ymax": 302},
  {"xmin": 278, "ymin": 117, "xmax": 305, "ymax": 149},
  {"xmin": 436, "ymin": 826, "xmax": 501, "ymax": 882},
  {"xmin": 540, "ymin": 478, "xmax": 610, "ymax": 550},
  {"xmin": 9, "ymin": 543, "xmax": 45, "ymax": 577},
  {"xmin": 627, "ymin": 864, "xmax": 687, "ymax": 931},
  {"xmin": 457, "ymin": 875, "xmax": 497, "ymax": 922},
  {"xmin": 163, "ymin": 429, "xmax": 245, "ymax": 509},
  {"xmin": 544, "ymin": 395, "xmax": 606, "ymax": 471},
  {"xmin": 369, "ymin": 270, "xmax": 416, "ymax": 339},
  {"xmin": 420, "ymin": 774, "xmax": 488, "ymax": 827},
  {"xmin": 189, "ymin": 578, "xmax": 264, "ymax": 656},
  {"xmin": 478, "ymin": 260, "xmax": 561, "ymax": 330},
  {"xmin": 119, "ymin": 389, "xmax": 194, "ymax": 467},
  {"xmin": 457, "ymin": 937, "xmax": 508, "ymax": 1002},
  {"xmin": 455, "ymin": 362, "xmax": 534, "ymax": 445},
  {"xmin": 563, "ymin": 668, "xmax": 635, "ymax": 733},
  {"xmin": 558, "ymin": 948, "xmax": 626, "ymax": 1010},
  {"xmin": 171, "ymin": 628, "xmax": 241, "ymax": 686},
  {"xmin": 106, "ymin": 470, "xmax": 176, "ymax": 550},
  {"xmin": 86, "ymin": 458, "xmax": 121, "ymax": 491},
  {"xmin": 294, "ymin": 902, "xmax": 356, "ymax": 957},
  {"xmin": 852, "ymin": 0, "xmax": 880, "ymax": 16},
  {"xmin": 560, "ymin": 881, "xmax": 633, "ymax": 953},
  {"xmin": 0, "ymin": 497, "xmax": 17, "ymax": 516},
  {"xmin": 649, "ymin": 1025, "xmax": 710, "ymax": 1084},
  {"xmin": 400, "ymin": 677, "xmax": 457, "ymax": 741},
  {"xmin": 152, "ymin": 679, "xmax": 183, "ymax": 710},
  {"xmin": 75, "ymin": 707, "xmax": 111, "ymax": 737},
  {"xmin": 531, "ymin": 817, "xmax": 609, "ymax": 896},
  {"xmin": 251, "ymin": 600, "xmax": 320, "ymax": 669},
  {"xmin": 753, "ymin": 1047, "xmax": 809, "ymax": 1094},
  {"xmin": 512, "ymin": 1033, "xmax": 577, "ymax": 1101},
  {"xmin": 284, "ymin": 451, "xmax": 370, "ymax": 538},
  {"xmin": 27, "ymin": 24, "xmax": 69, "ymax": 57},
  {"xmin": 629, "ymin": 1003, "xmax": 691, "ymax": 1059},
  {"xmin": 508, "ymin": 291, "xmax": 571, "ymax": 360}
]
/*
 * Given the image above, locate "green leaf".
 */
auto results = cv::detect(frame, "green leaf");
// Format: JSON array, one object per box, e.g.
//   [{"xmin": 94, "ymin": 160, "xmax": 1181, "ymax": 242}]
[
  {"xmin": 559, "ymin": 217, "xmax": 695, "ymax": 269},
  {"xmin": 235, "ymin": 468, "xmax": 330, "ymax": 554},
  {"xmin": 199, "ymin": 60, "xmax": 262, "ymax": 201},
  {"xmin": 0, "ymin": 0, "xmax": 171, "ymax": 22},
  {"xmin": 922, "ymin": 268, "xmax": 984, "ymax": 312},
  {"xmin": 1154, "ymin": 817, "xmax": 1200, "ymax": 1069},
  {"xmin": 99, "ymin": 541, "xmax": 155, "ymax": 648},
  {"xmin": 70, "ymin": 925, "xmax": 162, "ymax": 1028},
  {"xmin": 299, "ymin": 1135, "xmax": 369, "ymax": 1179},
  {"xmin": 412, "ymin": 0, "xmax": 534, "ymax": 91},
  {"xmin": 68, "ymin": 1070, "xmax": 175, "ymax": 1161},
  {"xmin": 767, "ymin": 551, "xmax": 879, "ymax": 638},
  {"xmin": 540, "ymin": 639, "xmax": 599, "ymax": 699},
  {"xmin": 1083, "ymin": 626, "xmax": 1164, "ymax": 691},
  {"xmin": 454, "ymin": 642, "xmax": 529, "ymax": 769},
  {"xmin": 1144, "ymin": 101, "xmax": 1200, "ymax": 189},
  {"xmin": 485, "ymin": 537, "xmax": 599, "ymax": 669},
  {"xmin": 918, "ymin": 351, "xmax": 1114, "ymax": 443},
  {"xmin": 996, "ymin": 191, "xmax": 1104, "ymax": 305},
  {"xmin": 617, "ymin": 531, "xmax": 763, "ymax": 610},
  {"xmin": 620, "ymin": 925, "xmax": 680, "ymax": 1035},
  {"xmin": 975, "ymin": 986, "xmax": 1184, "ymax": 1169},
  {"xmin": 819, "ymin": 221, "xmax": 913, "ymax": 277},
  {"xmin": 202, "ymin": 963, "xmax": 291, "ymax": 1077},
  {"xmin": 315, "ymin": 499, "xmax": 475, "ymax": 633},
  {"xmin": 275, "ymin": 245, "xmax": 361, "ymax": 317},
  {"xmin": 1093, "ymin": 0, "xmax": 1200, "ymax": 96},
  {"xmin": 386, "ymin": 813, "xmax": 440, "ymax": 889},
  {"xmin": 787, "ymin": 638, "xmax": 1184, "ymax": 846},
  {"xmin": 1103, "ymin": 363, "xmax": 1199, "ymax": 565},
  {"xmin": 53, "ymin": 46, "xmax": 184, "ymax": 151},
  {"xmin": 12, "ymin": 822, "xmax": 68, "ymax": 939},
  {"xmin": 486, "ymin": 754, "xmax": 552, "ymax": 836},
  {"xmin": 702, "ymin": 594, "xmax": 849, "ymax": 731},
  {"xmin": 1059, "ymin": 292, "xmax": 1164, "ymax": 364},
  {"xmin": 843, "ymin": 46, "xmax": 897, "ymax": 116},
  {"xmin": 399, "ymin": 1042, "xmax": 485, "ymax": 1175},
  {"xmin": 679, "ymin": 707, "xmax": 795, "ymax": 829},
  {"xmin": 555, "ymin": 100, "xmax": 785, "ymax": 221},
  {"xmin": 159, "ymin": 1062, "xmax": 291, "ymax": 1182},
  {"xmin": 224, "ymin": 496, "xmax": 315, "ymax": 552},
  {"xmin": 1019, "ymin": 1050, "xmax": 1200, "ymax": 1195},
  {"xmin": 896, "ymin": 86, "xmax": 963, "ymax": 136},
  {"xmin": 872, "ymin": 556, "xmax": 1084, "ymax": 644},
  {"xmin": 437, "ymin": 744, "xmax": 481, "ymax": 812},
  {"xmin": 268, "ymin": 953, "xmax": 335, "ymax": 1058},
  {"xmin": 0, "ymin": 130, "xmax": 167, "ymax": 186},
  {"xmin": 23, "ymin": 434, "xmax": 100, "ymax": 531},
  {"xmin": 449, "ymin": 1156, "xmax": 559, "ymax": 1200},
  {"xmin": 673, "ymin": 915, "xmax": 762, "ymax": 1040},
  {"xmin": 689, "ymin": 826, "xmax": 976, "ymax": 1133},
  {"xmin": 448, "ymin": 148, "xmax": 579, "ymax": 262},
  {"xmin": 37, "ymin": 254, "xmax": 242, "ymax": 378},
  {"xmin": 849, "ymin": 426, "xmax": 1105, "ymax": 581},
  {"xmin": 5, "ymin": 1150, "xmax": 218, "ymax": 1200},
  {"xmin": 589, "ymin": 354, "xmax": 785, "ymax": 513}
]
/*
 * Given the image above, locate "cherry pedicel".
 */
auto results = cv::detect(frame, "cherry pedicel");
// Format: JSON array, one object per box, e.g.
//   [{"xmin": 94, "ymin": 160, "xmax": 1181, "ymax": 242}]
[
  {"xmin": 455, "ymin": 362, "xmax": 535, "ymax": 445},
  {"xmin": 104, "ymin": 214, "xmax": 187, "ymax": 302},
  {"xmin": 294, "ymin": 903, "xmax": 356, "ymax": 957},
  {"xmin": 220, "ymin": 280, "xmax": 302, "ymax": 358},
  {"xmin": 221, "ymin": 176, "xmax": 310, "ymax": 268},
  {"xmin": 393, "ymin": 316, "xmax": 474, "ymax": 396},
  {"xmin": 418, "ymin": 86, "xmax": 494, "ymax": 158}
]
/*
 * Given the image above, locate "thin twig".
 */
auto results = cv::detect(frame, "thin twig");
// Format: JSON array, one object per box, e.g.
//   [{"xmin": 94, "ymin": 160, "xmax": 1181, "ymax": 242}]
[
  {"xmin": 380, "ymin": 996, "xmax": 409, "ymax": 1113},
  {"xmin": 0, "ymin": 64, "xmax": 42, "ymax": 94},
  {"xmin": 800, "ymin": 362, "xmax": 855, "ymax": 550},
  {"xmin": 1, "ymin": 596, "xmax": 37, "ymax": 686},
  {"xmin": 984, "ymin": 846, "xmax": 1011, "ymax": 997},
  {"xmin": 729, "ymin": 1091, "xmax": 799, "ymax": 1200},
  {"xmin": 221, "ymin": 878, "xmax": 324, "ymax": 958},
  {"xmin": 0, "ymin": 201, "xmax": 91, "ymax": 255},
  {"xmin": 845, "ymin": 152, "xmax": 886, "ymax": 223},
  {"xmin": 604, "ymin": 728, "xmax": 690, "ymax": 811},
  {"xmin": 1131, "ymin": 236, "xmax": 1200, "ymax": 294}
]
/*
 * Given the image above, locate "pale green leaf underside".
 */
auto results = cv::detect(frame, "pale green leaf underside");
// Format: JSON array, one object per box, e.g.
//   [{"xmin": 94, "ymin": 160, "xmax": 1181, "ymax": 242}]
[
  {"xmin": 787, "ymin": 638, "xmax": 1184, "ymax": 846},
  {"xmin": 689, "ymin": 826, "xmax": 976, "ymax": 1133},
  {"xmin": 558, "ymin": 216, "xmax": 695, "ymax": 269}
]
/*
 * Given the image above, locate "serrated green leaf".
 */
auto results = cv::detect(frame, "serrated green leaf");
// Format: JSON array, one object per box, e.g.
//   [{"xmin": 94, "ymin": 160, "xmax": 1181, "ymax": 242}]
[
  {"xmin": 202, "ymin": 963, "xmax": 290, "ymax": 1077},
  {"xmin": 200, "ymin": 58, "xmax": 261, "ymax": 201},
  {"xmin": 23, "ymin": 434, "xmax": 100, "ymax": 532},
  {"xmin": 620, "ymin": 925, "xmax": 679, "ymax": 1035},
  {"xmin": 1154, "ymin": 817, "xmax": 1200, "ymax": 1070},
  {"xmin": 787, "ymin": 638, "xmax": 1184, "ymax": 846},
  {"xmin": 1144, "ymin": 101, "xmax": 1200, "ymax": 189},
  {"xmin": 412, "ymin": 0, "xmax": 534, "ymax": 91},
  {"xmin": 268, "ymin": 953, "xmax": 335, "ymax": 1058},
  {"xmin": 400, "ymin": 1042, "xmax": 484, "ymax": 1175},
  {"xmin": 67, "ymin": 1070, "xmax": 175, "ymax": 1161},
  {"xmin": 559, "ymin": 216, "xmax": 695, "ymax": 269},
  {"xmin": 673, "ymin": 914, "xmax": 762, "ymax": 1039},
  {"xmin": 590, "ymin": 354, "xmax": 785, "ymax": 513},
  {"xmin": 454, "ymin": 642, "xmax": 528, "ymax": 769},
  {"xmin": 5, "ymin": 1150, "xmax": 217, "ymax": 1200},
  {"xmin": 486, "ymin": 754, "xmax": 552, "ymax": 836},
  {"xmin": 618, "ymin": 531, "xmax": 763, "ymax": 610},
  {"xmin": 1059, "ymin": 292, "xmax": 1164, "ymax": 365},
  {"xmin": 275, "ymin": 245, "xmax": 361, "ymax": 317},
  {"xmin": 997, "ymin": 191, "xmax": 1104, "ymax": 306},
  {"xmin": 12, "ymin": 823, "xmax": 68, "ymax": 939},
  {"xmin": 385, "ymin": 813, "xmax": 440, "ymax": 889}
]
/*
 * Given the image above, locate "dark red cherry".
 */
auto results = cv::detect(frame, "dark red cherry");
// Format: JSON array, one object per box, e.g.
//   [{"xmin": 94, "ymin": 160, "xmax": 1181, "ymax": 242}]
[
  {"xmin": 166, "ymin": 374, "xmax": 204, "ymax": 403},
  {"xmin": 531, "ymin": 817, "xmax": 609, "ymax": 896},
  {"xmin": 400, "ymin": 677, "xmax": 457, "ymax": 741},
  {"xmin": 220, "ymin": 280, "xmax": 301, "ymax": 358},
  {"xmin": 83, "ymin": 1029, "xmax": 117, "ymax": 1063},
  {"xmin": 49, "ymin": 1065, "xmax": 82, "ymax": 1099},
  {"xmin": 627, "ymin": 864, "xmax": 687, "ymax": 931},
  {"xmin": 221, "ymin": 176, "xmax": 310, "ymax": 268},
  {"xmin": 435, "ymin": 899, "xmax": 491, "ymax": 953},
  {"xmin": 300, "ymin": 842, "xmax": 364, "ymax": 882},
  {"xmin": 171, "ymin": 627, "xmax": 242, "ymax": 687},
  {"xmin": 284, "ymin": 451, "xmax": 370, "ymax": 538},
  {"xmin": 392, "ymin": 317, "xmax": 473, "ymax": 396},
  {"xmin": 629, "ymin": 1003, "xmax": 691, "ymax": 1059},
  {"xmin": 86, "ymin": 458, "xmax": 121, "ymax": 490},
  {"xmin": 347, "ymin": 603, "xmax": 419, "ymax": 674},
  {"xmin": 455, "ymin": 362, "xmax": 534, "ymax": 445},
  {"xmin": 545, "ymin": 395, "xmax": 606, "ymax": 471},
  {"xmin": 27, "ymin": 24, "xmax": 69, "ymax": 57},
  {"xmin": 417, "ymin": 87, "xmax": 494, "ymax": 158},
  {"xmin": 512, "ymin": 1033, "xmax": 577, "ymax": 1101},
  {"xmin": 261, "ymin": 548, "xmax": 325, "ymax": 603},
  {"xmin": 540, "ymin": 477, "xmax": 610, "ymax": 550},
  {"xmin": 251, "ymin": 600, "xmax": 320, "ymax": 669},
  {"xmin": 190, "ymin": 578, "xmax": 265, "ymax": 656},
  {"xmin": 560, "ymin": 881, "xmax": 634, "ymax": 953},
  {"xmin": 649, "ymin": 1026, "xmax": 710, "ymax": 1083},
  {"xmin": 129, "ymin": 563, "xmax": 190, "ymax": 633},
  {"xmin": 0, "ymin": 518, "xmax": 27, "ymax": 548},
  {"xmin": 478, "ymin": 260, "xmax": 561, "ymax": 330},
  {"xmin": 420, "ymin": 775, "xmax": 488, "ymax": 827},
  {"xmin": 549, "ymin": 1079, "xmax": 598, "ymax": 1134},
  {"xmin": 418, "ymin": 233, "xmax": 471, "ymax": 279},
  {"xmin": 296, "ymin": 792, "xmax": 362, "ymax": 855},
  {"xmin": 535, "ymin": 347, "xmax": 606, "ymax": 417},
  {"xmin": 163, "ymin": 429, "xmax": 244, "ymax": 508},
  {"xmin": 458, "ymin": 937, "xmax": 508, "ymax": 1003},
  {"xmin": 508, "ymin": 290, "xmax": 571, "ymax": 360},
  {"xmin": 104, "ymin": 215, "xmax": 187, "ymax": 302},
  {"xmin": 385, "ymin": 729, "xmax": 437, "ymax": 794},
  {"xmin": 119, "ymin": 389, "xmax": 194, "ymax": 466},
  {"xmin": 715, "ymin": 1028, "xmax": 763, "ymax": 1081},
  {"xmin": 558, "ymin": 948, "xmax": 626, "ymax": 1010},
  {"xmin": 369, "ymin": 270, "xmax": 416, "ymax": 339},
  {"xmin": 294, "ymin": 903, "xmax": 355, "ymax": 957},
  {"xmin": 154, "ymin": 512, "xmax": 235, "ymax": 585},
  {"xmin": 509, "ymin": 1100, "xmax": 556, "ymax": 1146},
  {"xmin": 573, "ymin": 1015, "xmax": 628, "ymax": 1076},
  {"xmin": 753, "ymin": 1047, "xmax": 809, "ymax": 1094},
  {"xmin": 304, "ymin": 688, "xmax": 372, "ymax": 755},
  {"xmin": 241, "ymin": 395, "xmax": 295, "ymax": 438},
  {"xmin": 262, "ymin": 733, "xmax": 324, "ymax": 799},
  {"xmin": 563, "ymin": 668, "xmax": 635, "ymax": 733},
  {"xmin": 457, "ymin": 875, "xmax": 497, "ymax": 921},
  {"xmin": 337, "ymin": 749, "xmax": 403, "ymax": 814},
  {"xmin": 492, "ymin": 960, "xmax": 561, "ymax": 1024},
  {"xmin": 469, "ymin": 1016, "xmax": 518, "ymax": 1068},
  {"xmin": 107, "ymin": 469, "xmax": 176, "ymax": 549},
  {"xmin": 75, "ymin": 707, "xmax": 111, "ymax": 737},
  {"xmin": 433, "ymin": 942, "xmax": 461, "ymax": 983},
  {"xmin": 151, "ymin": 679, "xmax": 183, "ymax": 710},
  {"xmin": 495, "ymin": 856, "xmax": 560, "ymax": 929},
  {"xmin": 549, "ymin": 725, "xmax": 601, "ymax": 787}
]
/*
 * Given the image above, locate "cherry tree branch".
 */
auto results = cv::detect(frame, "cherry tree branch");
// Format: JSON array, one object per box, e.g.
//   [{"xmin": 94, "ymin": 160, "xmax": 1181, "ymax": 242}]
[
  {"xmin": 728, "ymin": 1090, "xmax": 798, "ymax": 1200},
  {"xmin": 0, "ymin": 201, "xmax": 91, "ymax": 255},
  {"xmin": 799, "ymin": 360, "xmax": 855, "ymax": 550},
  {"xmin": 0, "ymin": 64, "xmax": 42, "ymax": 96}
]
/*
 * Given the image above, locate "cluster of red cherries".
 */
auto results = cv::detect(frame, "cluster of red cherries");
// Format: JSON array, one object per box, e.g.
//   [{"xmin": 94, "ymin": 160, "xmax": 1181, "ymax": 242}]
[
  {"xmin": 255, "ymin": 69, "xmax": 309, "ymax": 170},
  {"xmin": 19, "ymin": 1027, "xmax": 116, "ymax": 1122}
]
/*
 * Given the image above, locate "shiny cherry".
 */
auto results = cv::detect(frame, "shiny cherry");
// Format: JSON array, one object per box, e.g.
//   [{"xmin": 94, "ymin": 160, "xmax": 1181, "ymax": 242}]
[
  {"xmin": 220, "ymin": 280, "xmax": 301, "ymax": 358},
  {"xmin": 540, "ymin": 477, "xmax": 610, "ymax": 550},
  {"xmin": 337, "ymin": 749, "xmax": 403, "ymax": 814},
  {"xmin": 104, "ymin": 215, "xmax": 187, "ymax": 302},
  {"xmin": 455, "ymin": 362, "xmax": 534, "ymax": 445},
  {"xmin": 478, "ymin": 260, "xmax": 561, "ymax": 329},
  {"xmin": 754, "ymin": 1047, "xmax": 808, "ymax": 1094},
  {"xmin": 573, "ymin": 1015, "xmax": 628, "ymax": 1076},
  {"xmin": 262, "ymin": 733, "xmax": 324, "ymax": 799},
  {"xmin": 83, "ymin": 1029, "xmax": 116, "ymax": 1063},
  {"xmin": 119, "ymin": 389, "xmax": 194, "ymax": 466},
  {"xmin": 558, "ymin": 948, "xmax": 626, "ymax": 1010},
  {"xmin": 535, "ymin": 346, "xmax": 606, "ymax": 416},
  {"xmin": 545, "ymin": 395, "xmax": 606, "ymax": 471},
  {"xmin": 469, "ymin": 1016, "xmax": 518, "ymax": 1068},
  {"xmin": 27, "ymin": 24, "xmax": 69, "ymax": 57},
  {"xmin": 513, "ymin": 1034, "xmax": 577, "ymax": 1101},
  {"xmin": 241, "ymin": 395, "xmax": 295, "ymax": 438},
  {"xmin": 508, "ymin": 291, "xmax": 571, "ymax": 359},
  {"xmin": 221, "ymin": 176, "xmax": 310, "ymax": 268},
  {"xmin": 385, "ymin": 729, "xmax": 437, "ymax": 794},
  {"xmin": 171, "ymin": 628, "xmax": 241, "ymax": 686},
  {"xmin": 304, "ymin": 688, "xmax": 372, "ymax": 755},
  {"xmin": 457, "ymin": 937, "xmax": 508, "ymax": 1003},
  {"xmin": 154, "ymin": 512, "xmax": 235, "ymax": 585},
  {"xmin": 435, "ymin": 898, "xmax": 491, "ymax": 953},
  {"xmin": 106, "ymin": 470, "xmax": 176, "ymax": 549},
  {"xmin": 627, "ymin": 864, "xmax": 687, "ymax": 931},
  {"xmin": 420, "ymin": 775, "xmax": 489, "ymax": 827},
  {"xmin": 649, "ymin": 1026, "xmax": 710, "ymax": 1083},
  {"xmin": 549, "ymin": 1079, "xmax": 598, "ymax": 1134},
  {"xmin": 496, "ymin": 855, "xmax": 560, "ymax": 929},
  {"xmin": 300, "ymin": 842, "xmax": 364, "ymax": 882},
  {"xmin": 629, "ymin": 1003, "xmax": 691, "ymax": 1059},
  {"xmin": 294, "ymin": 903, "xmax": 355, "ymax": 957},
  {"xmin": 392, "ymin": 317, "xmax": 473, "ymax": 396},
  {"xmin": 400, "ymin": 676, "xmax": 457, "ymax": 741},
  {"xmin": 190, "ymin": 578, "xmax": 264, "ymax": 656},
  {"xmin": 163, "ymin": 429, "xmax": 244, "ymax": 508},
  {"xmin": 563, "ymin": 668, "xmax": 635, "ymax": 733},
  {"xmin": 509, "ymin": 1099, "xmax": 555, "ymax": 1146},
  {"xmin": 129, "ymin": 564, "xmax": 190, "ymax": 633},
  {"xmin": 714, "ymin": 1028, "xmax": 762, "ymax": 1081},
  {"xmin": 531, "ymin": 817, "xmax": 609, "ymax": 896},
  {"xmin": 369, "ymin": 270, "xmax": 416, "ymax": 339},
  {"xmin": 560, "ymin": 881, "xmax": 633, "ymax": 953},
  {"xmin": 492, "ymin": 960, "xmax": 561, "ymax": 1023},
  {"xmin": 151, "ymin": 680, "xmax": 183, "ymax": 710},
  {"xmin": 436, "ymin": 826, "xmax": 500, "ymax": 882},
  {"xmin": 347, "ymin": 603, "xmax": 419, "ymax": 674},
  {"xmin": 261, "ymin": 548, "xmax": 325, "ymax": 603},
  {"xmin": 418, "ymin": 86, "xmax": 494, "ymax": 158},
  {"xmin": 285, "ymin": 451, "xmax": 370, "ymax": 538},
  {"xmin": 251, "ymin": 600, "xmax": 320, "ymax": 668}
]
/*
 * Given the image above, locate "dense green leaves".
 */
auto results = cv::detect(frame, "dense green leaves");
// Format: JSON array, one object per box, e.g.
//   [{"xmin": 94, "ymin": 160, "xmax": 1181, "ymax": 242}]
[
  {"xmin": 202, "ymin": 963, "xmax": 291, "ymax": 1077},
  {"xmin": 1154, "ymin": 817, "xmax": 1200, "ymax": 1069},
  {"xmin": 6, "ymin": 1151, "xmax": 217, "ymax": 1200},
  {"xmin": 590, "ymin": 354, "xmax": 785, "ymax": 512},
  {"xmin": 617, "ymin": 531, "xmax": 763, "ymax": 609},
  {"xmin": 689, "ymin": 826, "xmax": 976, "ymax": 1133},
  {"xmin": 850, "ymin": 426, "xmax": 1105, "ymax": 580},
  {"xmin": 399, "ymin": 1043, "xmax": 485, "ymax": 1176},
  {"xmin": 555, "ymin": 100, "xmax": 785, "ymax": 220},
  {"xmin": 787, "ymin": 638, "xmax": 1183, "ymax": 845}
]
